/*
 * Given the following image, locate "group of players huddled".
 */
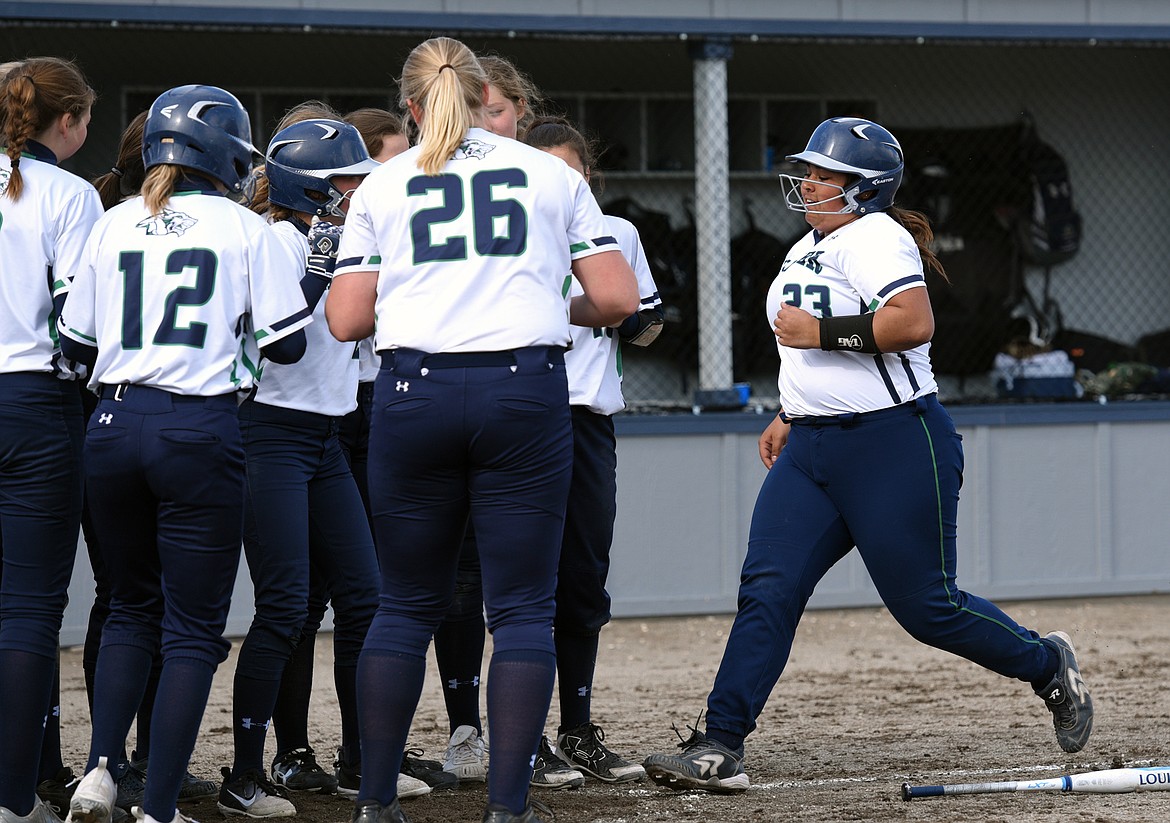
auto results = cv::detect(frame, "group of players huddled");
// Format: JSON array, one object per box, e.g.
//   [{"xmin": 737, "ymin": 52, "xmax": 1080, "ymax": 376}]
[{"xmin": 1, "ymin": 30, "xmax": 1093, "ymax": 823}]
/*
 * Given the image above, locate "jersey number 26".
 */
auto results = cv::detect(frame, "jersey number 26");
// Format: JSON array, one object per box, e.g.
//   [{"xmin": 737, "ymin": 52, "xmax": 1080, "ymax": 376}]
[{"xmin": 408, "ymin": 170, "xmax": 528, "ymax": 264}]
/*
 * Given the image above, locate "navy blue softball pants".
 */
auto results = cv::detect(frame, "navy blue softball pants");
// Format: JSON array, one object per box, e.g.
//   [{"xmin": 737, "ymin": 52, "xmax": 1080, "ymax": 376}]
[
  {"xmin": 0, "ymin": 373, "xmax": 83, "ymax": 814},
  {"xmin": 363, "ymin": 346, "xmax": 572, "ymax": 656},
  {"xmin": 82, "ymin": 385, "xmax": 244, "ymax": 820},
  {"xmin": 359, "ymin": 346, "xmax": 573, "ymax": 808},
  {"xmin": 236, "ymin": 400, "xmax": 378, "ymax": 680},
  {"xmin": 84, "ymin": 386, "xmax": 243, "ymax": 669},
  {"xmin": 706, "ymin": 394, "xmax": 1053, "ymax": 741},
  {"xmin": 556, "ymin": 406, "xmax": 618, "ymax": 635}
]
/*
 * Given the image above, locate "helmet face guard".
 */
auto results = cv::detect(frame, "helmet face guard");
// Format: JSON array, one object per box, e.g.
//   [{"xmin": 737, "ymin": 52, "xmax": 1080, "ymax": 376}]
[
  {"xmin": 142, "ymin": 85, "xmax": 257, "ymax": 192},
  {"xmin": 778, "ymin": 174, "xmax": 855, "ymax": 214},
  {"xmin": 781, "ymin": 117, "xmax": 904, "ymax": 215},
  {"xmin": 265, "ymin": 119, "xmax": 379, "ymax": 218}
]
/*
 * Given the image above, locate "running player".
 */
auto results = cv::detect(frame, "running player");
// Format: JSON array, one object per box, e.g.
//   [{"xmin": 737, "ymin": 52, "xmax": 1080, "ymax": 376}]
[
  {"xmin": 522, "ymin": 116, "xmax": 662, "ymax": 788},
  {"xmin": 217, "ymin": 116, "xmax": 383, "ymax": 819},
  {"xmin": 0, "ymin": 56, "xmax": 102, "ymax": 823},
  {"xmin": 325, "ymin": 36, "xmax": 639, "ymax": 823},
  {"xmin": 641, "ymin": 117, "xmax": 1094, "ymax": 794},
  {"xmin": 58, "ymin": 84, "xmax": 311, "ymax": 823}
]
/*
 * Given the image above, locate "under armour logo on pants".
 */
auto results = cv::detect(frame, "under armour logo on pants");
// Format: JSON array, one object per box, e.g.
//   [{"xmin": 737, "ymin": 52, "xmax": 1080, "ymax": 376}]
[{"xmin": 396, "ymin": 381, "xmax": 410, "ymax": 392}]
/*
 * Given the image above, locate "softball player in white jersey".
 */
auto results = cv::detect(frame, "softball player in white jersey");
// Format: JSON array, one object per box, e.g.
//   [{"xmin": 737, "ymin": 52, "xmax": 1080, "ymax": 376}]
[
  {"xmin": 430, "ymin": 55, "xmax": 545, "ymax": 786},
  {"xmin": 643, "ymin": 117, "xmax": 1093, "ymax": 795},
  {"xmin": 59, "ymin": 84, "xmax": 310, "ymax": 823},
  {"xmin": 0, "ymin": 56, "xmax": 101, "ymax": 823},
  {"xmin": 326, "ymin": 36, "xmax": 638, "ymax": 823},
  {"xmin": 521, "ymin": 117, "xmax": 663, "ymax": 788},
  {"xmin": 223, "ymin": 118, "xmax": 381, "ymax": 816}
]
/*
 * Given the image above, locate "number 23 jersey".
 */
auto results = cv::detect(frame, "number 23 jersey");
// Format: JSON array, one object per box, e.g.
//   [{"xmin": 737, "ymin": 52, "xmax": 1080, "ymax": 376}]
[
  {"xmin": 60, "ymin": 190, "xmax": 311, "ymax": 396},
  {"xmin": 765, "ymin": 212, "xmax": 937, "ymax": 417}
]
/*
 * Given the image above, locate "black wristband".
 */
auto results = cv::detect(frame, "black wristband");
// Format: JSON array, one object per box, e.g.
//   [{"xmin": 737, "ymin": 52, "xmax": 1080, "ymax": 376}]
[{"xmin": 819, "ymin": 313, "xmax": 880, "ymax": 354}]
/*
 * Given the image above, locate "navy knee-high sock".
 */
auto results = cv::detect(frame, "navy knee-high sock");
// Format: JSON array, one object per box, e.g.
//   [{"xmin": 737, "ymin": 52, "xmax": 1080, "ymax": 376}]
[
  {"xmin": 230, "ymin": 674, "xmax": 281, "ymax": 777},
  {"xmin": 0, "ymin": 650, "xmax": 55, "ymax": 815},
  {"xmin": 88, "ymin": 645, "xmax": 153, "ymax": 773},
  {"xmin": 355, "ymin": 650, "xmax": 425, "ymax": 805},
  {"xmin": 134, "ymin": 659, "xmax": 162, "ymax": 759},
  {"xmin": 38, "ymin": 652, "xmax": 65, "ymax": 781},
  {"xmin": 271, "ymin": 633, "xmax": 315, "ymax": 756},
  {"xmin": 433, "ymin": 614, "xmax": 485, "ymax": 735},
  {"xmin": 141, "ymin": 658, "xmax": 215, "ymax": 823},
  {"xmin": 334, "ymin": 663, "xmax": 360, "ymax": 760},
  {"xmin": 555, "ymin": 632, "xmax": 599, "ymax": 732},
  {"xmin": 485, "ymin": 649, "xmax": 556, "ymax": 814}
]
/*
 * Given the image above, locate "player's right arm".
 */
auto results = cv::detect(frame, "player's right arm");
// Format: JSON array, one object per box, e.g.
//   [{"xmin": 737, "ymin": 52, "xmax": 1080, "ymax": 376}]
[{"xmin": 758, "ymin": 414, "xmax": 791, "ymax": 469}]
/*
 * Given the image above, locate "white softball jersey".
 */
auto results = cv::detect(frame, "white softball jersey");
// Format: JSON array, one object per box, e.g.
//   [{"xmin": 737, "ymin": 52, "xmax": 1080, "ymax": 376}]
[
  {"xmin": 60, "ymin": 190, "xmax": 312, "ymax": 396},
  {"xmin": 334, "ymin": 127, "xmax": 619, "ymax": 353},
  {"xmin": 249, "ymin": 219, "xmax": 359, "ymax": 416},
  {"xmin": 566, "ymin": 214, "xmax": 662, "ymax": 415},
  {"xmin": 355, "ymin": 337, "xmax": 379, "ymax": 383},
  {"xmin": 0, "ymin": 149, "xmax": 103, "ymax": 376},
  {"xmin": 765, "ymin": 212, "xmax": 938, "ymax": 418}
]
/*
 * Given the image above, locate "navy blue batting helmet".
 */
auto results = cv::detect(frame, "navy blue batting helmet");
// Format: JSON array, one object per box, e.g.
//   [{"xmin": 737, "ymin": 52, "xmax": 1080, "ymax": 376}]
[
  {"xmin": 142, "ymin": 85, "xmax": 257, "ymax": 192},
  {"xmin": 781, "ymin": 117, "xmax": 904, "ymax": 215},
  {"xmin": 265, "ymin": 119, "xmax": 379, "ymax": 218}
]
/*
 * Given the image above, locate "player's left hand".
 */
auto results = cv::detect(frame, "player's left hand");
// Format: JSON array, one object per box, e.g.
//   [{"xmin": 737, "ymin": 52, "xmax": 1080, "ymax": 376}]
[{"xmin": 773, "ymin": 302, "xmax": 820, "ymax": 349}]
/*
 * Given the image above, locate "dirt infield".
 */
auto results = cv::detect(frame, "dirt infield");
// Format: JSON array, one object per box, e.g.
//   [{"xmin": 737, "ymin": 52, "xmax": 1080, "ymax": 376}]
[{"xmin": 58, "ymin": 594, "xmax": 1170, "ymax": 823}]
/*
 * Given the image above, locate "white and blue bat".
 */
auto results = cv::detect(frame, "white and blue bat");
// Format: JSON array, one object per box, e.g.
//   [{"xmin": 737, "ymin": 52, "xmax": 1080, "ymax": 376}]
[{"xmin": 902, "ymin": 767, "xmax": 1170, "ymax": 800}]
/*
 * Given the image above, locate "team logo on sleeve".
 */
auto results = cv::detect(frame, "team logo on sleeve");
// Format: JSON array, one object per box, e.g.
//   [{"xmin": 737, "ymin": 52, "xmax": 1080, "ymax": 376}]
[
  {"xmin": 0, "ymin": 168, "xmax": 9, "ymax": 195},
  {"xmin": 454, "ymin": 139, "xmax": 495, "ymax": 160},
  {"xmin": 136, "ymin": 208, "xmax": 198, "ymax": 237}
]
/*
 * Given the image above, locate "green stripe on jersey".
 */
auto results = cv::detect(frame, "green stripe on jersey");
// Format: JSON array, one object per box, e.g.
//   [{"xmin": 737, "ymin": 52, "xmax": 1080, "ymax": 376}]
[{"xmin": 65, "ymin": 325, "xmax": 97, "ymax": 344}]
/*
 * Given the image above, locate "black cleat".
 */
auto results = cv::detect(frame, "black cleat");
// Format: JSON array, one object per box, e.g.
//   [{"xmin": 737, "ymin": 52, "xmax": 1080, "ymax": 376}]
[
  {"xmin": 351, "ymin": 800, "xmax": 410, "ymax": 823},
  {"xmin": 1036, "ymin": 630, "xmax": 1094, "ymax": 753},
  {"xmin": 643, "ymin": 727, "xmax": 749, "ymax": 795}
]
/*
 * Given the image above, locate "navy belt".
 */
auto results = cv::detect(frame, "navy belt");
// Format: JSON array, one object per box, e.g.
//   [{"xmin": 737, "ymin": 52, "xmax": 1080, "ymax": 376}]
[
  {"xmin": 97, "ymin": 383, "xmax": 237, "ymax": 411},
  {"xmin": 782, "ymin": 394, "xmax": 936, "ymax": 427},
  {"xmin": 379, "ymin": 346, "xmax": 565, "ymax": 370}
]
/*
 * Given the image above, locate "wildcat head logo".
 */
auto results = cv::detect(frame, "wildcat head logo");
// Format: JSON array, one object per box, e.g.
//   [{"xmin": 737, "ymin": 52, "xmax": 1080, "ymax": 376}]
[
  {"xmin": 136, "ymin": 208, "xmax": 198, "ymax": 236},
  {"xmin": 455, "ymin": 139, "xmax": 494, "ymax": 160},
  {"xmin": 0, "ymin": 168, "xmax": 9, "ymax": 195}
]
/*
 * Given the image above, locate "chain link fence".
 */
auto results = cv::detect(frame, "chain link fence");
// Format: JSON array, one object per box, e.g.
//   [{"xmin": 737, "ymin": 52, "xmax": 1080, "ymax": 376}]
[
  {"xmin": 5, "ymin": 22, "xmax": 1168, "ymax": 411},
  {"xmin": 541, "ymin": 39, "xmax": 1170, "ymax": 412}
]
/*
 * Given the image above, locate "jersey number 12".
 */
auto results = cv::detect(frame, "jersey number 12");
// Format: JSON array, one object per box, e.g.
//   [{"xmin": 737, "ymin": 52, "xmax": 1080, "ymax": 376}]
[{"xmin": 119, "ymin": 248, "xmax": 216, "ymax": 350}]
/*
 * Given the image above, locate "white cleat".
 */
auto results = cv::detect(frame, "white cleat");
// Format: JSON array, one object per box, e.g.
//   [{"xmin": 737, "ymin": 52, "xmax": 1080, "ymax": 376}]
[{"xmin": 68, "ymin": 757, "xmax": 117, "ymax": 823}]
